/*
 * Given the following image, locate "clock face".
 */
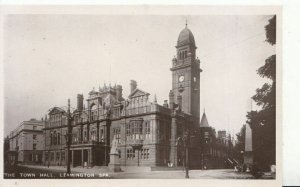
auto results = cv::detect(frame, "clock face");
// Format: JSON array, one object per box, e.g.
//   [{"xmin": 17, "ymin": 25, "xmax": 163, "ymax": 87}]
[{"xmin": 179, "ymin": 75, "xmax": 185, "ymax": 82}]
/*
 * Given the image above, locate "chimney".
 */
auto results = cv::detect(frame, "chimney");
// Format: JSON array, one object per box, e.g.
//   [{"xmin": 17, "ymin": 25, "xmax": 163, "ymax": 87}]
[
  {"xmin": 130, "ymin": 80, "xmax": 137, "ymax": 93},
  {"xmin": 163, "ymin": 100, "xmax": 169, "ymax": 108},
  {"xmin": 169, "ymin": 90, "xmax": 174, "ymax": 109},
  {"xmin": 116, "ymin": 85, "xmax": 123, "ymax": 101},
  {"xmin": 77, "ymin": 94, "xmax": 84, "ymax": 111}
]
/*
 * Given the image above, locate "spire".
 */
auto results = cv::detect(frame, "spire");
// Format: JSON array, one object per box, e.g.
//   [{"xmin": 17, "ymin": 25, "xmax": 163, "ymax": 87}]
[
  {"xmin": 154, "ymin": 94, "xmax": 157, "ymax": 104},
  {"xmin": 200, "ymin": 111, "xmax": 209, "ymax": 127},
  {"xmin": 185, "ymin": 18, "xmax": 188, "ymax": 28}
]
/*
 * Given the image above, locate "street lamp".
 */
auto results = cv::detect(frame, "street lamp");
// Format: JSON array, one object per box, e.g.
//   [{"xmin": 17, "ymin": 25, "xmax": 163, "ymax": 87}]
[
  {"xmin": 65, "ymin": 99, "xmax": 74, "ymax": 174},
  {"xmin": 183, "ymin": 130, "xmax": 190, "ymax": 179}
]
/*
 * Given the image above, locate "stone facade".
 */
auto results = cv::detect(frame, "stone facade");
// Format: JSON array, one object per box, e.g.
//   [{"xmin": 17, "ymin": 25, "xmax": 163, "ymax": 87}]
[
  {"xmin": 7, "ymin": 119, "xmax": 44, "ymax": 165},
  {"xmin": 42, "ymin": 25, "xmax": 204, "ymax": 168}
]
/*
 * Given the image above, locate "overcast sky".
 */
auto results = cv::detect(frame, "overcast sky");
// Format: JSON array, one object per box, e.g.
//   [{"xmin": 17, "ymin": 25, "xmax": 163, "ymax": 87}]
[{"xmin": 3, "ymin": 14, "xmax": 275, "ymax": 137}]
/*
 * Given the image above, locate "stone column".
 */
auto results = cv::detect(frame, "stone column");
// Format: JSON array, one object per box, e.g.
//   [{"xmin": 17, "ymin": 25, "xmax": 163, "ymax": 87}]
[
  {"xmin": 87, "ymin": 123, "xmax": 90, "ymax": 141},
  {"xmin": 169, "ymin": 114, "xmax": 177, "ymax": 166},
  {"xmin": 71, "ymin": 150, "xmax": 74, "ymax": 167},
  {"xmin": 96, "ymin": 122, "xmax": 100, "ymax": 142},
  {"xmin": 88, "ymin": 149, "xmax": 92, "ymax": 167},
  {"xmin": 104, "ymin": 119, "xmax": 111, "ymax": 166},
  {"xmin": 244, "ymin": 123, "xmax": 253, "ymax": 169},
  {"xmin": 81, "ymin": 149, "xmax": 84, "ymax": 167}
]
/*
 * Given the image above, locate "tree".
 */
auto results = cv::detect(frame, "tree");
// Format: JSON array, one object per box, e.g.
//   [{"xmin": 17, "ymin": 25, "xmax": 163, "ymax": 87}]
[
  {"xmin": 246, "ymin": 15, "xmax": 276, "ymax": 171},
  {"xmin": 234, "ymin": 125, "xmax": 246, "ymax": 163},
  {"xmin": 265, "ymin": 15, "xmax": 276, "ymax": 46}
]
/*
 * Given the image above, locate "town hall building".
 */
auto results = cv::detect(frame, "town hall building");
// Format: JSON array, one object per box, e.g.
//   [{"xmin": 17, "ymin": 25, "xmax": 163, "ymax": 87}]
[{"xmin": 43, "ymin": 24, "xmax": 204, "ymax": 168}]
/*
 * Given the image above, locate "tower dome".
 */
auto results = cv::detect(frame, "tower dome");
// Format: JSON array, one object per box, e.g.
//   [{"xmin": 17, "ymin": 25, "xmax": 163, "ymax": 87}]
[{"xmin": 177, "ymin": 27, "xmax": 196, "ymax": 48}]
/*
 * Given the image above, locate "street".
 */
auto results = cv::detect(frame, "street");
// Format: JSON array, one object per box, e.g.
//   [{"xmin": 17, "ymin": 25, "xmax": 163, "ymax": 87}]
[
  {"xmin": 111, "ymin": 169, "xmax": 254, "ymax": 179},
  {"xmin": 4, "ymin": 165, "xmax": 255, "ymax": 179}
]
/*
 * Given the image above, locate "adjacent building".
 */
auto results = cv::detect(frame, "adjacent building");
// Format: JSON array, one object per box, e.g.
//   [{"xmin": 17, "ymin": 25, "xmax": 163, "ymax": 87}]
[
  {"xmin": 199, "ymin": 112, "xmax": 234, "ymax": 169},
  {"xmin": 6, "ymin": 119, "xmax": 45, "ymax": 165}
]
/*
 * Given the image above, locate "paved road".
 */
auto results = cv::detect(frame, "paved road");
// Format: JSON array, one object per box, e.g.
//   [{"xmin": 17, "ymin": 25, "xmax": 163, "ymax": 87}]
[
  {"xmin": 111, "ymin": 169, "xmax": 254, "ymax": 179},
  {"xmin": 4, "ymin": 165, "xmax": 254, "ymax": 179}
]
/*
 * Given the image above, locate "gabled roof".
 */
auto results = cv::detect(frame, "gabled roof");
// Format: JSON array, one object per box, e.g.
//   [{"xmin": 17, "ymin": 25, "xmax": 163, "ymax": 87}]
[
  {"xmin": 200, "ymin": 112, "xmax": 210, "ymax": 127},
  {"xmin": 48, "ymin": 107, "xmax": 66, "ymax": 115},
  {"xmin": 128, "ymin": 88, "xmax": 150, "ymax": 99}
]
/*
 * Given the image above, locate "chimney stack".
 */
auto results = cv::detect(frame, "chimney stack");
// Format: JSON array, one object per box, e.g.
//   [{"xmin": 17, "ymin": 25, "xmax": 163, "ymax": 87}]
[
  {"xmin": 77, "ymin": 94, "xmax": 84, "ymax": 111},
  {"xmin": 116, "ymin": 85, "xmax": 123, "ymax": 101},
  {"xmin": 169, "ymin": 90, "xmax": 174, "ymax": 109},
  {"xmin": 130, "ymin": 80, "xmax": 137, "ymax": 93},
  {"xmin": 163, "ymin": 100, "xmax": 169, "ymax": 108}
]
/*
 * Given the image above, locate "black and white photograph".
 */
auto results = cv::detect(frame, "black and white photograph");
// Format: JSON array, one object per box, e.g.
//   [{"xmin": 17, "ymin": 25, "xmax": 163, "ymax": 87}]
[{"xmin": 1, "ymin": 5, "xmax": 281, "ymax": 184}]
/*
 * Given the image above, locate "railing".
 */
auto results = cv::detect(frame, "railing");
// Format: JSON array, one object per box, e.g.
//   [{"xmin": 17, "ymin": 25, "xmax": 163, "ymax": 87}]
[
  {"xmin": 71, "ymin": 140, "xmax": 104, "ymax": 145},
  {"xmin": 73, "ymin": 103, "xmax": 171, "ymax": 123},
  {"xmin": 126, "ymin": 139, "xmax": 143, "ymax": 147}
]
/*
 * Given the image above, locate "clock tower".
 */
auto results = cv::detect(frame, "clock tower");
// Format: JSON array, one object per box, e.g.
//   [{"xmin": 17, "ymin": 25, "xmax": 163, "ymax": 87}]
[{"xmin": 170, "ymin": 24, "xmax": 202, "ymax": 121}]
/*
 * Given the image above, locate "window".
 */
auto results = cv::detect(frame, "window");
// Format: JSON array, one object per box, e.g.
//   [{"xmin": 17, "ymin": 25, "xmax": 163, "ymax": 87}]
[
  {"xmin": 51, "ymin": 152, "xmax": 54, "ymax": 161},
  {"xmin": 50, "ymin": 133, "xmax": 53, "ymax": 145},
  {"xmin": 145, "ymin": 121, "xmax": 150, "ymax": 139},
  {"xmin": 91, "ymin": 129, "xmax": 97, "ymax": 141},
  {"xmin": 33, "ymin": 143, "xmax": 36, "ymax": 150},
  {"xmin": 90, "ymin": 105, "xmax": 97, "ymax": 121},
  {"xmin": 53, "ymin": 131, "xmax": 57, "ymax": 145},
  {"xmin": 113, "ymin": 128, "xmax": 121, "ymax": 144},
  {"xmin": 118, "ymin": 149, "xmax": 121, "ymax": 159},
  {"xmin": 84, "ymin": 131, "xmax": 87, "ymax": 141},
  {"xmin": 61, "ymin": 152, "xmax": 65, "ymax": 161},
  {"xmin": 57, "ymin": 133, "xmax": 60, "ymax": 144},
  {"xmin": 126, "ymin": 124, "xmax": 130, "ymax": 140},
  {"xmin": 126, "ymin": 121, "xmax": 143, "ymax": 140},
  {"xmin": 73, "ymin": 133, "xmax": 78, "ymax": 143},
  {"xmin": 100, "ymin": 129, "xmax": 104, "ymax": 142},
  {"xmin": 141, "ymin": 149, "xmax": 150, "ymax": 160},
  {"xmin": 33, "ymin": 134, "xmax": 37, "ymax": 140},
  {"xmin": 45, "ymin": 153, "xmax": 49, "ymax": 161},
  {"xmin": 33, "ymin": 126, "xmax": 37, "ymax": 130},
  {"xmin": 56, "ymin": 152, "xmax": 60, "ymax": 161},
  {"xmin": 29, "ymin": 154, "xmax": 32, "ymax": 161},
  {"xmin": 127, "ymin": 149, "xmax": 135, "ymax": 160},
  {"xmin": 146, "ymin": 149, "xmax": 149, "ymax": 159}
]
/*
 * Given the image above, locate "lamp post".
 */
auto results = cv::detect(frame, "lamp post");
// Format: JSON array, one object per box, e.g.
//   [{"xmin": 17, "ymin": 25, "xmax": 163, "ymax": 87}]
[
  {"xmin": 66, "ymin": 99, "xmax": 73, "ymax": 175},
  {"xmin": 183, "ymin": 130, "xmax": 190, "ymax": 179}
]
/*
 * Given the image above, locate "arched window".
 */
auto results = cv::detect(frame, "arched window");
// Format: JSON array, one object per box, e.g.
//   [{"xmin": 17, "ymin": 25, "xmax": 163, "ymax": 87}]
[
  {"xmin": 50, "ymin": 133, "xmax": 53, "ymax": 145},
  {"xmin": 53, "ymin": 131, "xmax": 57, "ymax": 145},
  {"xmin": 90, "ymin": 104, "xmax": 97, "ymax": 121},
  {"xmin": 57, "ymin": 132, "xmax": 60, "ymax": 144}
]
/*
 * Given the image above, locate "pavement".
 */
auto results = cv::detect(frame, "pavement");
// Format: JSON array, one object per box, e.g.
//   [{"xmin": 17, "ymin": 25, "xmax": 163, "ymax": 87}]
[{"xmin": 5, "ymin": 164, "xmax": 260, "ymax": 179}]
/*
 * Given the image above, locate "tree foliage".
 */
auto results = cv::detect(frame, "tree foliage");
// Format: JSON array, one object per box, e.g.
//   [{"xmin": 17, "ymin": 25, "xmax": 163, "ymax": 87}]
[
  {"xmin": 235, "ymin": 125, "xmax": 245, "ymax": 151},
  {"xmin": 265, "ymin": 15, "xmax": 276, "ymax": 45},
  {"xmin": 246, "ymin": 15, "xmax": 276, "ymax": 171}
]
